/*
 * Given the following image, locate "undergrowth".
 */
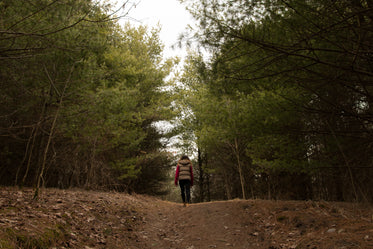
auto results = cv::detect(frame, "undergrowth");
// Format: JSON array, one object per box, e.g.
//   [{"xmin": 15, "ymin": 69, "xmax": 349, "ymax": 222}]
[{"xmin": 0, "ymin": 223, "xmax": 70, "ymax": 249}]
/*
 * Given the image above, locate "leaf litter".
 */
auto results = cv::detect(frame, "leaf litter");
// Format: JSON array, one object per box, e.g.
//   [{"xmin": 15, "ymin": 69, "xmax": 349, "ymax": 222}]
[{"xmin": 0, "ymin": 187, "xmax": 372, "ymax": 248}]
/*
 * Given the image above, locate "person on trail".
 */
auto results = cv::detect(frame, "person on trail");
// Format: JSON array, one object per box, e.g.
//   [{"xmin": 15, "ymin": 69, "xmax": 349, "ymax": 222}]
[{"xmin": 174, "ymin": 155, "xmax": 194, "ymax": 206}]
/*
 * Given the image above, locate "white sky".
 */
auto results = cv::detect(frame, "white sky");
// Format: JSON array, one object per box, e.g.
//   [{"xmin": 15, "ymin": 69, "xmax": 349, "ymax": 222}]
[{"xmin": 114, "ymin": 0, "xmax": 194, "ymax": 60}]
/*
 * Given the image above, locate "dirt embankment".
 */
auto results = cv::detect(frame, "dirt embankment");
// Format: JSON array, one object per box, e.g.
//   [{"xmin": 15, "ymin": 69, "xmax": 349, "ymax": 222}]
[{"xmin": 0, "ymin": 188, "xmax": 372, "ymax": 248}]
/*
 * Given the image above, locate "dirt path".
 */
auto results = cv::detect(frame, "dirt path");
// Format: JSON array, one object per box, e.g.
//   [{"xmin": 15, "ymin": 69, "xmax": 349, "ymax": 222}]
[
  {"xmin": 137, "ymin": 198, "xmax": 373, "ymax": 249},
  {"xmin": 0, "ymin": 188, "xmax": 372, "ymax": 248},
  {"xmin": 139, "ymin": 199, "xmax": 255, "ymax": 248}
]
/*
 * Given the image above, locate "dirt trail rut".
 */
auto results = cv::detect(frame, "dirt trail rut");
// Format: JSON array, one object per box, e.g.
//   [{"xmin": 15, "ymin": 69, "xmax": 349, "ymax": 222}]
[{"xmin": 137, "ymin": 197, "xmax": 373, "ymax": 249}]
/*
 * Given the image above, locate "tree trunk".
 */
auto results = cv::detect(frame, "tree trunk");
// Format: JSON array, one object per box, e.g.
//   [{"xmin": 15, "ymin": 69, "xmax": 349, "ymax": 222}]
[
  {"xmin": 327, "ymin": 121, "xmax": 358, "ymax": 201},
  {"xmin": 21, "ymin": 85, "xmax": 51, "ymax": 187},
  {"xmin": 223, "ymin": 168, "xmax": 232, "ymax": 200},
  {"xmin": 34, "ymin": 100, "xmax": 61, "ymax": 199},
  {"xmin": 233, "ymin": 137, "xmax": 246, "ymax": 199},
  {"xmin": 267, "ymin": 174, "xmax": 271, "ymax": 200},
  {"xmin": 197, "ymin": 148, "xmax": 204, "ymax": 202},
  {"xmin": 85, "ymin": 137, "xmax": 97, "ymax": 189},
  {"xmin": 33, "ymin": 64, "xmax": 72, "ymax": 199},
  {"xmin": 15, "ymin": 126, "xmax": 35, "ymax": 186},
  {"xmin": 206, "ymin": 172, "xmax": 211, "ymax": 202}
]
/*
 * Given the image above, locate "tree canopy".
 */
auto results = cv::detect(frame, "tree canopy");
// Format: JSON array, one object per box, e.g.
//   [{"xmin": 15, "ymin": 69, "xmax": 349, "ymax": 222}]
[
  {"xmin": 1, "ymin": 0, "xmax": 372, "ymax": 202},
  {"xmin": 0, "ymin": 0, "xmax": 175, "ymax": 196},
  {"xmin": 177, "ymin": 0, "xmax": 373, "ymax": 202}
]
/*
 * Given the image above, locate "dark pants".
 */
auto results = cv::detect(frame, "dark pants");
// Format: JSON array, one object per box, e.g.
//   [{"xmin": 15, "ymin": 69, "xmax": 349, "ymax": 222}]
[{"xmin": 179, "ymin": 179, "xmax": 191, "ymax": 203}]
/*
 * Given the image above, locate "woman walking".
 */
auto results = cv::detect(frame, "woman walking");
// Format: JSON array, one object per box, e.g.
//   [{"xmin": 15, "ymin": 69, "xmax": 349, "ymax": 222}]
[{"xmin": 174, "ymin": 155, "xmax": 194, "ymax": 206}]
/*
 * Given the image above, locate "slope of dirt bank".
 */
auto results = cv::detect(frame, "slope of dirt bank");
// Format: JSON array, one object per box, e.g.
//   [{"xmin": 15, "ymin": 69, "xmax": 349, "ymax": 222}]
[
  {"xmin": 1, "ymin": 187, "xmax": 372, "ymax": 249},
  {"xmin": 0, "ymin": 187, "xmax": 145, "ymax": 248},
  {"xmin": 140, "ymin": 199, "xmax": 372, "ymax": 249}
]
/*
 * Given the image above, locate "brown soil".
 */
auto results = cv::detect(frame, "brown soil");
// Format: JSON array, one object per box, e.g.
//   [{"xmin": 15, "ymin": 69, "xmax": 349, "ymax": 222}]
[{"xmin": 0, "ymin": 187, "xmax": 372, "ymax": 248}]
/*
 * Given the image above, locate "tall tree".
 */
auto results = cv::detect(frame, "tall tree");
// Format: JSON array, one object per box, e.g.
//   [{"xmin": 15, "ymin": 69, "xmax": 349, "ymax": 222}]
[
  {"xmin": 179, "ymin": 0, "xmax": 373, "ymax": 201},
  {"xmin": 0, "ymin": 0, "xmax": 175, "ymax": 195}
]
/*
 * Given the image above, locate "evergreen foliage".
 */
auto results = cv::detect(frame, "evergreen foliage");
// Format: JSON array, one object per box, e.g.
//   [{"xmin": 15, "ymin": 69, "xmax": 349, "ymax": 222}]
[
  {"xmin": 1, "ymin": 0, "xmax": 372, "ymax": 202},
  {"xmin": 0, "ymin": 0, "xmax": 175, "ymax": 195},
  {"xmin": 178, "ymin": 0, "xmax": 373, "ymax": 202}
]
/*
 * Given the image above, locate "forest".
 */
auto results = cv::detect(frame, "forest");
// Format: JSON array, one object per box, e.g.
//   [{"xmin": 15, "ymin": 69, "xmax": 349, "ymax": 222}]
[{"xmin": 1, "ymin": 0, "xmax": 372, "ymax": 203}]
